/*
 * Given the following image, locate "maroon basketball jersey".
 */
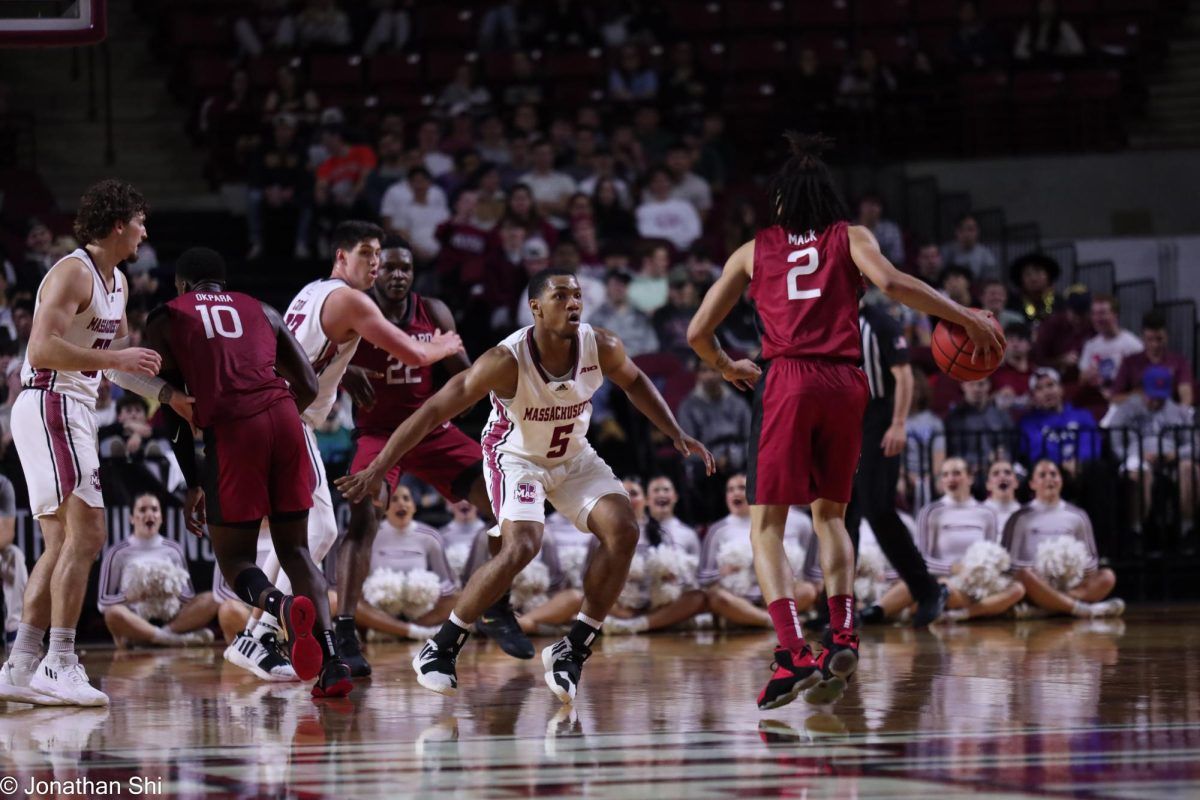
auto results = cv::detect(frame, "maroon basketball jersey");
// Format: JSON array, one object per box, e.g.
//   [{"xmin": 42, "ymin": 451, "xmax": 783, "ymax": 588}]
[
  {"xmin": 165, "ymin": 291, "xmax": 293, "ymax": 428},
  {"xmin": 350, "ymin": 292, "xmax": 439, "ymax": 432},
  {"xmin": 748, "ymin": 221, "xmax": 863, "ymax": 362}
]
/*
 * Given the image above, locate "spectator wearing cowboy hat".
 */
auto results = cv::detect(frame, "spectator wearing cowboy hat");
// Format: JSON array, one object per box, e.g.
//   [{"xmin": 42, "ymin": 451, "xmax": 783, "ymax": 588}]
[
  {"xmin": 1009, "ymin": 252, "xmax": 1063, "ymax": 325},
  {"xmin": 1031, "ymin": 284, "xmax": 1096, "ymax": 377}
]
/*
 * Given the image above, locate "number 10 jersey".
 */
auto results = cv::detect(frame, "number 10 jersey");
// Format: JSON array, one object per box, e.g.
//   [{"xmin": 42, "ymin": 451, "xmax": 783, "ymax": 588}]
[
  {"xmin": 483, "ymin": 323, "xmax": 606, "ymax": 469},
  {"xmin": 748, "ymin": 220, "xmax": 864, "ymax": 362}
]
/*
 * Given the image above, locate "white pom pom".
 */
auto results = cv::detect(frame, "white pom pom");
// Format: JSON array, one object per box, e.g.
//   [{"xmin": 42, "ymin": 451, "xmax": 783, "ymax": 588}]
[
  {"xmin": 401, "ymin": 569, "xmax": 443, "ymax": 619},
  {"xmin": 717, "ymin": 539, "xmax": 755, "ymax": 598},
  {"xmin": 784, "ymin": 540, "xmax": 806, "ymax": 576},
  {"xmin": 121, "ymin": 559, "xmax": 189, "ymax": 621},
  {"xmin": 559, "ymin": 545, "xmax": 588, "ymax": 589},
  {"xmin": 617, "ymin": 553, "xmax": 648, "ymax": 608},
  {"xmin": 646, "ymin": 544, "xmax": 687, "ymax": 609},
  {"xmin": 947, "ymin": 540, "xmax": 1013, "ymax": 601},
  {"xmin": 856, "ymin": 544, "xmax": 888, "ymax": 583},
  {"xmin": 446, "ymin": 543, "xmax": 470, "ymax": 578},
  {"xmin": 512, "ymin": 559, "xmax": 551, "ymax": 612},
  {"xmin": 363, "ymin": 568, "xmax": 409, "ymax": 617},
  {"xmin": 1035, "ymin": 535, "xmax": 1090, "ymax": 591}
]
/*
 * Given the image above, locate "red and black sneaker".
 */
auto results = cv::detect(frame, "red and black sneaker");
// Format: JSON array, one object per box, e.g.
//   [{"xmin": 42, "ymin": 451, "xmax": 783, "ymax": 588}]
[
  {"xmin": 756, "ymin": 646, "xmax": 822, "ymax": 710},
  {"xmin": 311, "ymin": 659, "xmax": 353, "ymax": 698},
  {"xmin": 280, "ymin": 595, "xmax": 323, "ymax": 682},
  {"xmin": 802, "ymin": 630, "xmax": 859, "ymax": 706}
]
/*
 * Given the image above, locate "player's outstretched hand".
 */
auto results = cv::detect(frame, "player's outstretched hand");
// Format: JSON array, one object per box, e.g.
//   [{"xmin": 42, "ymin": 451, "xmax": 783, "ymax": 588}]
[
  {"xmin": 168, "ymin": 391, "xmax": 196, "ymax": 425},
  {"xmin": 964, "ymin": 309, "xmax": 1006, "ymax": 366},
  {"xmin": 336, "ymin": 466, "xmax": 384, "ymax": 505},
  {"xmin": 721, "ymin": 359, "xmax": 762, "ymax": 392},
  {"xmin": 184, "ymin": 487, "xmax": 207, "ymax": 538},
  {"xmin": 429, "ymin": 328, "xmax": 464, "ymax": 362},
  {"xmin": 111, "ymin": 347, "xmax": 162, "ymax": 376},
  {"xmin": 675, "ymin": 434, "xmax": 716, "ymax": 476},
  {"xmin": 342, "ymin": 366, "xmax": 382, "ymax": 409}
]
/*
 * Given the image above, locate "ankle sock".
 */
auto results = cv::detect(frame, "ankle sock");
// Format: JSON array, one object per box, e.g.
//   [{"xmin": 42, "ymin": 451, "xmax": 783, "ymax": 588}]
[
  {"xmin": 767, "ymin": 598, "xmax": 806, "ymax": 655},
  {"xmin": 828, "ymin": 594, "xmax": 855, "ymax": 634},
  {"xmin": 433, "ymin": 616, "xmax": 470, "ymax": 654},
  {"xmin": 252, "ymin": 616, "xmax": 282, "ymax": 640},
  {"xmin": 11, "ymin": 623, "xmax": 45, "ymax": 661},
  {"xmin": 47, "ymin": 627, "xmax": 76, "ymax": 658}
]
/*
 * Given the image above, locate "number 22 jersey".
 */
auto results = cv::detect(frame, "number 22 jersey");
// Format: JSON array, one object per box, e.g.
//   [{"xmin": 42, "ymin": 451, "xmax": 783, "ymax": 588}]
[
  {"xmin": 349, "ymin": 292, "xmax": 439, "ymax": 435},
  {"xmin": 748, "ymin": 220, "xmax": 863, "ymax": 362},
  {"xmin": 482, "ymin": 324, "xmax": 605, "ymax": 468}
]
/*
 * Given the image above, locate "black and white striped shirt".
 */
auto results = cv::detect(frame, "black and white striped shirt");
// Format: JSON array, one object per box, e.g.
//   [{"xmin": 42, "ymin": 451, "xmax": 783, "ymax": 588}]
[{"xmin": 859, "ymin": 304, "xmax": 911, "ymax": 401}]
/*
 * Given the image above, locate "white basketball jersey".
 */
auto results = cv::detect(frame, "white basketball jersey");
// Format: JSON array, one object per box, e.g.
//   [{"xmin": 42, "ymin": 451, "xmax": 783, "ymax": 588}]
[
  {"xmin": 21, "ymin": 248, "xmax": 126, "ymax": 405},
  {"xmin": 483, "ymin": 324, "xmax": 605, "ymax": 467},
  {"xmin": 284, "ymin": 278, "xmax": 360, "ymax": 427}
]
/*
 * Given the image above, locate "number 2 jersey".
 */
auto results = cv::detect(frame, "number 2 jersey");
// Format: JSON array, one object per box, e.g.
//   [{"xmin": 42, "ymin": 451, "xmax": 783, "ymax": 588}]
[
  {"xmin": 482, "ymin": 323, "xmax": 605, "ymax": 468},
  {"xmin": 349, "ymin": 291, "xmax": 438, "ymax": 435},
  {"xmin": 747, "ymin": 220, "xmax": 863, "ymax": 362},
  {"xmin": 163, "ymin": 290, "xmax": 293, "ymax": 429}
]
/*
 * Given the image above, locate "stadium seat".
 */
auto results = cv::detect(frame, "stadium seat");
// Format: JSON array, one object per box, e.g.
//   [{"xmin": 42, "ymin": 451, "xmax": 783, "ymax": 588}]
[
  {"xmin": 858, "ymin": 30, "xmax": 915, "ymax": 65},
  {"xmin": 170, "ymin": 14, "xmax": 229, "ymax": 50},
  {"xmin": 546, "ymin": 48, "xmax": 605, "ymax": 81},
  {"xmin": 855, "ymin": 0, "xmax": 914, "ymax": 27},
  {"xmin": 1089, "ymin": 19, "xmax": 1144, "ymax": 57},
  {"xmin": 307, "ymin": 55, "xmax": 363, "ymax": 89},
  {"xmin": 693, "ymin": 40, "xmax": 729, "ymax": 74},
  {"xmin": 248, "ymin": 55, "xmax": 301, "ymax": 91},
  {"xmin": 416, "ymin": 6, "xmax": 478, "ymax": 45},
  {"xmin": 791, "ymin": 0, "xmax": 852, "ymax": 29},
  {"xmin": 663, "ymin": 0, "xmax": 725, "ymax": 36},
  {"xmin": 913, "ymin": 0, "xmax": 960, "ymax": 23},
  {"xmin": 793, "ymin": 34, "xmax": 850, "ymax": 68},
  {"xmin": 982, "ymin": 0, "xmax": 1034, "ymax": 20},
  {"xmin": 724, "ymin": 0, "xmax": 791, "ymax": 34},
  {"xmin": 727, "ymin": 38, "xmax": 791, "ymax": 75},
  {"xmin": 187, "ymin": 54, "xmax": 232, "ymax": 94},
  {"xmin": 368, "ymin": 53, "xmax": 424, "ymax": 86},
  {"xmin": 1012, "ymin": 71, "xmax": 1069, "ymax": 150}
]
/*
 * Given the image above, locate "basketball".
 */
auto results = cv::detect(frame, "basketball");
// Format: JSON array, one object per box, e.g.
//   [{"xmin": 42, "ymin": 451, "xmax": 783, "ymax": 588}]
[{"xmin": 931, "ymin": 315, "xmax": 1005, "ymax": 381}]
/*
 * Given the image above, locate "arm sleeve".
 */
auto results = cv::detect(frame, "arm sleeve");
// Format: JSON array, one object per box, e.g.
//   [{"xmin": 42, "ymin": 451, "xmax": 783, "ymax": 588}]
[
  {"xmin": 1075, "ymin": 509, "xmax": 1101, "ymax": 572},
  {"xmin": 462, "ymin": 529, "xmax": 490, "ymax": 580},
  {"xmin": 96, "ymin": 546, "xmax": 126, "ymax": 610},
  {"xmin": 162, "ymin": 405, "xmax": 200, "ymax": 488},
  {"xmin": 104, "ymin": 337, "xmax": 171, "ymax": 399},
  {"xmin": 424, "ymin": 531, "xmax": 460, "ymax": 595},
  {"xmin": 171, "ymin": 542, "xmax": 195, "ymax": 600},
  {"xmin": 539, "ymin": 534, "xmax": 565, "ymax": 592},
  {"xmin": 0, "ymin": 477, "xmax": 15, "ymax": 518},
  {"xmin": 916, "ymin": 504, "xmax": 953, "ymax": 574},
  {"xmin": 696, "ymin": 524, "xmax": 721, "ymax": 586}
]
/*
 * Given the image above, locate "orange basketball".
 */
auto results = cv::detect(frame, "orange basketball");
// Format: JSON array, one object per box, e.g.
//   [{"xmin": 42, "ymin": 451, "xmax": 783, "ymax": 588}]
[{"xmin": 931, "ymin": 315, "xmax": 1005, "ymax": 382}]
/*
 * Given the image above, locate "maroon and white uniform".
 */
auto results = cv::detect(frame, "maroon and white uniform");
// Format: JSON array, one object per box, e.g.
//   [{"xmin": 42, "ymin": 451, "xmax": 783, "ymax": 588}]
[
  {"xmin": 481, "ymin": 323, "xmax": 625, "ymax": 531},
  {"xmin": 349, "ymin": 292, "xmax": 482, "ymax": 500},
  {"xmin": 13, "ymin": 249, "xmax": 125, "ymax": 516},
  {"xmin": 163, "ymin": 289, "xmax": 313, "ymax": 524},
  {"xmin": 745, "ymin": 221, "xmax": 869, "ymax": 504}
]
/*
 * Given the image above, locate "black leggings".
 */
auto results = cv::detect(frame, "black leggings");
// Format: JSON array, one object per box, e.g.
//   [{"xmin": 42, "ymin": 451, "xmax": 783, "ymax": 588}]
[{"xmin": 846, "ymin": 403, "xmax": 939, "ymax": 604}]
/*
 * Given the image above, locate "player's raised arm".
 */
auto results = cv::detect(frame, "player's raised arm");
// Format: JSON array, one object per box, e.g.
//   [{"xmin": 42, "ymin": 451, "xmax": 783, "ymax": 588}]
[
  {"xmin": 685, "ymin": 240, "xmax": 762, "ymax": 391},
  {"xmin": 335, "ymin": 345, "xmax": 516, "ymax": 503},
  {"xmin": 596, "ymin": 327, "xmax": 715, "ymax": 475},
  {"xmin": 328, "ymin": 288, "xmax": 462, "ymax": 367},
  {"xmin": 27, "ymin": 258, "xmax": 160, "ymax": 376},
  {"xmin": 849, "ymin": 225, "xmax": 1004, "ymax": 363},
  {"xmin": 262, "ymin": 302, "xmax": 319, "ymax": 412}
]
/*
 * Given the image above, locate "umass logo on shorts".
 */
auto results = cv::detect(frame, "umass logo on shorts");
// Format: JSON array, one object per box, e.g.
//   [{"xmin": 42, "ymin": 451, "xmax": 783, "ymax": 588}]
[{"xmin": 516, "ymin": 482, "xmax": 537, "ymax": 504}]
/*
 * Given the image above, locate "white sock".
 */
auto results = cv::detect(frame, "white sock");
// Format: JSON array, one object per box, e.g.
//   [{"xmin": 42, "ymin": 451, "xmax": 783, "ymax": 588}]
[
  {"xmin": 11, "ymin": 623, "xmax": 45, "ymax": 661},
  {"xmin": 151, "ymin": 626, "xmax": 182, "ymax": 645},
  {"xmin": 253, "ymin": 615, "xmax": 282, "ymax": 639},
  {"xmin": 577, "ymin": 612, "xmax": 604, "ymax": 630},
  {"xmin": 47, "ymin": 627, "xmax": 76, "ymax": 659},
  {"xmin": 1070, "ymin": 600, "xmax": 1091, "ymax": 617},
  {"xmin": 449, "ymin": 611, "xmax": 470, "ymax": 630}
]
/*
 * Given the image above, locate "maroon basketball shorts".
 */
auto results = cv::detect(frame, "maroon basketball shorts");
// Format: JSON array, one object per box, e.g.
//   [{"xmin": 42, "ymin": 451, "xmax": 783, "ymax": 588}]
[
  {"xmin": 203, "ymin": 401, "xmax": 315, "ymax": 525},
  {"xmin": 352, "ymin": 421, "xmax": 483, "ymax": 501},
  {"xmin": 747, "ymin": 358, "xmax": 869, "ymax": 506}
]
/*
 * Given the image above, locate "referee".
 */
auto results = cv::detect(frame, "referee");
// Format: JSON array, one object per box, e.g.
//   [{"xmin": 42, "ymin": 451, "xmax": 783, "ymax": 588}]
[{"xmin": 846, "ymin": 300, "xmax": 947, "ymax": 627}]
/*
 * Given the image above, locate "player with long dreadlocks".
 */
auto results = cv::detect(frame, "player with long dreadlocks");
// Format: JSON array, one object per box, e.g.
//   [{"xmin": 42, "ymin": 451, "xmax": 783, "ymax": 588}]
[{"xmin": 687, "ymin": 133, "xmax": 1004, "ymax": 709}]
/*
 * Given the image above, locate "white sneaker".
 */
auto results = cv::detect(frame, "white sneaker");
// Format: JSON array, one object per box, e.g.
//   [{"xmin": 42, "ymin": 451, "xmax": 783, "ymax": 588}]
[
  {"xmin": 1088, "ymin": 598, "xmax": 1126, "ymax": 618},
  {"xmin": 224, "ymin": 632, "xmax": 298, "ymax": 682},
  {"xmin": 177, "ymin": 629, "xmax": 216, "ymax": 647},
  {"xmin": 28, "ymin": 655, "xmax": 109, "ymax": 707},
  {"xmin": 406, "ymin": 624, "xmax": 439, "ymax": 641},
  {"xmin": 0, "ymin": 658, "xmax": 67, "ymax": 706}
]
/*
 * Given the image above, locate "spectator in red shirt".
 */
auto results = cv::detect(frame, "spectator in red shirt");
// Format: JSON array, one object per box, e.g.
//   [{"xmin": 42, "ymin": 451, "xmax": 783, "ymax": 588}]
[
  {"xmin": 314, "ymin": 124, "xmax": 377, "ymax": 240},
  {"xmin": 1031, "ymin": 285, "xmax": 1095, "ymax": 378},
  {"xmin": 435, "ymin": 189, "xmax": 491, "ymax": 317},
  {"xmin": 991, "ymin": 322, "xmax": 1034, "ymax": 416},
  {"xmin": 1112, "ymin": 310, "xmax": 1195, "ymax": 407}
]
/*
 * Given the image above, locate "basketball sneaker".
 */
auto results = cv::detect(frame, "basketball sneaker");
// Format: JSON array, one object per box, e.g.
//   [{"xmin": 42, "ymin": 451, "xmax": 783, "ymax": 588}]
[
  {"xmin": 0, "ymin": 657, "xmax": 65, "ymax": 705},
  {"xmin": 28, "ymin": 654, "xmax": 109, "ymax": 707},
  {"xmin": 311, "ymin": 659, "xmax": 353, "ymax": 699},
  {"xmin": 279, "ymin": 595, "xmax": 322, "ymax": 682},
  {"xmin": 913, "ymin": 583, "xmax": 949, "ymax": 628},
  {"xmin": 412, "ymin": 639, "xmax": 459, "ymax": 696},
  {"xmin": 542, "ymin": 638, "xmax": 591, "ymax": 705},
  {"xmin": 224, "ymin": 632, "xmax": 298, "ymax": 682},
  {"xmin": 802, "ymin": 631, "xmax": 859, "ymax": 706},
  {"xmin": 334, "ymin": 616, "xmax": 371, "ymax": 678},
  {"xmin": 756, "ymin": 646, "xmax": 822, "ymax": 710},
  {"xmin": 476, "ymin": 595, "xmax": 535, "ymax": 659}
]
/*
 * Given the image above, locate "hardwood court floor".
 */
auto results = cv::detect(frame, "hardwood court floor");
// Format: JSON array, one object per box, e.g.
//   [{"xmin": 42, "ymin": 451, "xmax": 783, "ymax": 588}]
[{"xmin": 1, "ymin": 609, "xmax": 1198, "ymax": 798}]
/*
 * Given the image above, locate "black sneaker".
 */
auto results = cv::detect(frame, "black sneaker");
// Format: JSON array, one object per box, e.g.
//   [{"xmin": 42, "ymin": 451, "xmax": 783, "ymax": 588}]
[
  {"xmin": 913, "ymin": 583, "xmax": 949, "ymax": 628},
  {"xmin": 860, "ymin": 604, "xmax": 887, "ymax": 625},
  {"xmin": 477, "ymin": 598, "xmax": 535, "ymax": 660},
  {"xmin": 542, "ymin": 638, "xmax": 591, "ymax": 704},
  {"xmin": 803, "ymin": 630, "xmax": 860, "ymax": 706},
  {"xmin": 412, "ymin": 639, "xmax": 459, "ymax": 696},
  {"xmin": 756, "ymin": 647, "xmax": 822, "ymax": 710},
  {"xmin": 334, "ymin": 616, "xmax": 371, "ymax": 678},
  {"xmin": 311, "ymin": 659, "xmax": 353, "ymax": 698}
]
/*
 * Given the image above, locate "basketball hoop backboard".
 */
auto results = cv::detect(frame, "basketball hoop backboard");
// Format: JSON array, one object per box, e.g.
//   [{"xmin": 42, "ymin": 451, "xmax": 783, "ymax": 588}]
[{"xmin": 0, "ymin": 0, "xmax": 106, "ymax": 46}]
